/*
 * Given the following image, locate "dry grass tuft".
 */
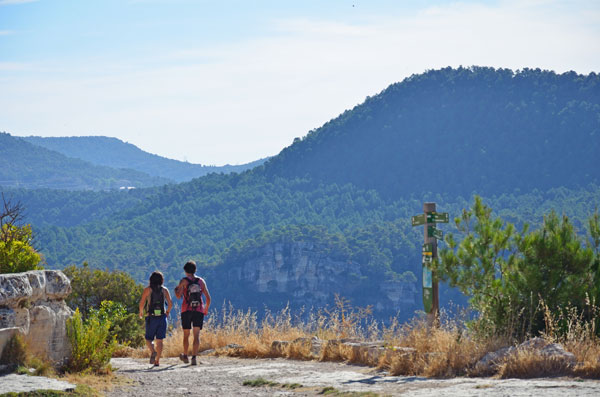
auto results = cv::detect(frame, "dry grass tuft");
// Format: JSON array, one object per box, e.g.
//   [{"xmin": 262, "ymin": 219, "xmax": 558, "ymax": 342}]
[
  {"xmin": 63, "ymin": 372, "xmax": 133, "ymax": 394},
  {"xmin": 382, "ymin": 314, "xmax": 506, "ymax": 378},
  {"xmin": 123, "ymin": 298, "xmax": 600, "ymax": 380},
  {"xmin": 497, "ymin": 349, "xmax": 572, "ymax": 378}
]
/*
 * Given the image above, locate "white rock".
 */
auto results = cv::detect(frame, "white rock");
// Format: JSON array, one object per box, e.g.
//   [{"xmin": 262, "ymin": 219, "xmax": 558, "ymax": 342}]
[{"xmin": 0, "ymin": 270, "xmax": 73, "ymax": 364}]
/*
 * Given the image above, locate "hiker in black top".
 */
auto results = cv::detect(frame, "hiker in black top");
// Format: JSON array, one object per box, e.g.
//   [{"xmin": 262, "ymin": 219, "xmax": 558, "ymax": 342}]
[
  {"xmin": 139, "ymin": 271, "xmax": 173, "ymax": 366},
  {"xmin": 174, "ymin": 260, "xmax": 211, "ymax": 366}
]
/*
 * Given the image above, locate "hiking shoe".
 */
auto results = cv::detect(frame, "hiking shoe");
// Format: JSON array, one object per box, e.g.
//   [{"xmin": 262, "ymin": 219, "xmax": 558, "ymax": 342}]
[
  {"xmin": 150, "ymin": 352, "xmax": 157, "ymax": 365},
  {"xmin": 179, "ymin": 354, "xmax": 189, "ymax": 364},
  {"xmin": 191, "ymin": 356, "xmax": 197, "ymax": 366}
]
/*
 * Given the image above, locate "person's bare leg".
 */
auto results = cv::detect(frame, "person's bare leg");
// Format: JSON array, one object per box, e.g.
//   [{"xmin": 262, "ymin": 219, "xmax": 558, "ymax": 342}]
[
  {"xmin": 192, "ymin": 327, "xmax": 201, "ymax": 356},
  {"xmin": 146, "ymin": 339, "xmax": 155, "ymax": 354},
  {"xmin": 182, "ymin": 329, "xmax": 190, "ymax": 356},
  {"xmin": 155, "ymin": 339, "xmax": 163, "ymax": 365},
  {"xmin": 146, "ymin": 339, "xmax": 156, "ymax": 364}
]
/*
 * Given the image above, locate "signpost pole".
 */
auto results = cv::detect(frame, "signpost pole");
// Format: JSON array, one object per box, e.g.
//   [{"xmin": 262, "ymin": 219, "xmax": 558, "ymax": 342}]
[{"xmin": 423, "ymin": 202, "xmax": 439, "ymax": 326}]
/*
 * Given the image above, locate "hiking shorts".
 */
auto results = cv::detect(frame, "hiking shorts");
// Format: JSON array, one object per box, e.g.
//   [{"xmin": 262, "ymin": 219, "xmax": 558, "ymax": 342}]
[
  {"xmin": 145, "ymin": 315, "xmax": 167, "ymax": 340},
  {"xmin": 181, "ymin": 311, "xmax": 204, "ymax": 330}
]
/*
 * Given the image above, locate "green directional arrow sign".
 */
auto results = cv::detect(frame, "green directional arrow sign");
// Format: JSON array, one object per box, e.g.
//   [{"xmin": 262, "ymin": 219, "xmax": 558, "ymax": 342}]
[
  {"xmin": 427, "ymin": 212, "xmax": 449, "ymax": 223},
  {"xmin": 411, "ymin": 213, "xmax": 426, "ymax": 226},
  {"xmin": 428, "ymin": 226, "xmax": 443, "ymax": 240}
]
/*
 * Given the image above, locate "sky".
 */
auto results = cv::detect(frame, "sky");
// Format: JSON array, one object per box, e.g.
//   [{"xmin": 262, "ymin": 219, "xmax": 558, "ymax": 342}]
[{"xmin": 1, "ymin": 0, "xmax": 599, "ymax": 165}]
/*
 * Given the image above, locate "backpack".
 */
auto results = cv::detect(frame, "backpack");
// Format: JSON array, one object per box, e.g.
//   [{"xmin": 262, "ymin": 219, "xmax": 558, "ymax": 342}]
[
  {"xmin": 186, "ymin": 277, "xmax": 203, "ymax": 308},
  {"xmin": 149, "ymin": 287, "xmax": 165, "ymax": 316}
]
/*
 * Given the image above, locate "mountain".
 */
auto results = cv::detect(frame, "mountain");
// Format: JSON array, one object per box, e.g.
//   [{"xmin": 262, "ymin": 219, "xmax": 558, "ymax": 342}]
[
  {"xmin": 6, "ymin": 67, "xmax": 600, "ymax": 319},
  {"xmin": 0, "ymin": 133, "xmax": 172, "ymax": 190},
  {"xmin": 264, "ymin": 67, "xmax": 600, "ymax": 197},
  {"xmin": 22, "ymin": 136, "xmax": 268, "ymax": 182}
]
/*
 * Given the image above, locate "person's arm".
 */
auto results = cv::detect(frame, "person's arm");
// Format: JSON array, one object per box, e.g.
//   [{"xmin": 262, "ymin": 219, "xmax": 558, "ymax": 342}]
[
  {"xmin": 163, "ymin": 287, "xmax": 173, "ymax": 317},
  {"xmin": 138, "ymin": 287, "xmax": 150, "ymax": 318},
  {"xmin": 174, "ymin": 278, "xmax": 187, "ymax": 299},
  {"xmin": 201, "ymin": 279, "xmax": 211, "ymax": 313}
]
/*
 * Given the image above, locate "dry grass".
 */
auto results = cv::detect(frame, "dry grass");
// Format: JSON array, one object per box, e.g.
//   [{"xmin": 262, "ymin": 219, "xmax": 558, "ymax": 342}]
[
  {"xmin": 497, "ymin": 349, "xmax": 571, "ymax": 378},
  {"xmin": 381, "ymin": 315, "xmax": 508, "ymax": 378},
  {"xmin": 541, "ymin": 299, "xmax": 600, "ymax": 379},
  {"xmin": 124, "ymin": 297, "xmax": 600, "ymax": 379},
  {"xmin": 62, "ymin": 372, "xmax": 133, "ymax": 394}
]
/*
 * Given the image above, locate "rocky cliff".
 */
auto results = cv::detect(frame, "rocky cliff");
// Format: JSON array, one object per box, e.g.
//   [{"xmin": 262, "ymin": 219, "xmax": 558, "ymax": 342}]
[
  {"xmin": 210, "ymin": 241, "xmax": 417, "ymax": 318},
  {"xmin": 0, "ymin": 270, "xmax": 72, "ymax": 363}
]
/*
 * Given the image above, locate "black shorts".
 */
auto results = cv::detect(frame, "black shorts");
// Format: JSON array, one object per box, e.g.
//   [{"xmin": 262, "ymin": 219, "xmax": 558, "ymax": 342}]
[{"xmin": 181, "ymin": 311, "xmax": 204, "ymax": 330}]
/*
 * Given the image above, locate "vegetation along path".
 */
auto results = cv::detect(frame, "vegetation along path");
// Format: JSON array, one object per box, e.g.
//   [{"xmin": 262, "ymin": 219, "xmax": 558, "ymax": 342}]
[{"xmin": 109, "ymin": 357, "xmax": 600, "ymax": 396}]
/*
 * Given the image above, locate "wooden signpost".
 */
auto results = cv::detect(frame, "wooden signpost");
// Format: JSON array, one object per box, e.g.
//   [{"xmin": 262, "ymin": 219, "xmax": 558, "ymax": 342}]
[{"xmin": 412, "ymin": 203, "xmax": 448, "ymax": 325}]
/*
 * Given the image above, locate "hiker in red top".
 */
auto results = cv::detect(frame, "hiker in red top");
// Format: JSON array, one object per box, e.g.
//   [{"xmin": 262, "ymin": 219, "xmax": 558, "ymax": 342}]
[{"xmin": 174, "ymin": 260, "xmax": 211, "ymax": 366}]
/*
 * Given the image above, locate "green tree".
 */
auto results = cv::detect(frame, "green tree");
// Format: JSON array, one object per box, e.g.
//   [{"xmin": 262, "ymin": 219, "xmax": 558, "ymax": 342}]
[
  {"xmin": 63, "ymin": 262, "xmax": 144, "ymax": 317},
  {"xmin": 0, "ymin": 195, "xmax": 43, "ymax": 274},
  {"xmin": 64, "ymin": 263, "xmax": 145, "ymax": 346},
  {"xmin": 434, "ymin": 196, "xmax": 520, "ymax": 336},
  {"xmin": 513, "ymin": 211, "xmax": 595, "ymax": 335},
  {"xmin": 435, "ymin": 197, "xmax": 599, "ymax": 338}
]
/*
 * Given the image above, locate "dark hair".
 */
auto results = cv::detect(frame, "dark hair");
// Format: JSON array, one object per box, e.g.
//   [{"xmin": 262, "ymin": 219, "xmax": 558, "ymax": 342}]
[
  {"xmin": 183, "ymin": 260, "xmax": 196, "ymax": 275},
  {"xmin": 149, "ymin": 271, "xmax": 164, "ymax": 292}
]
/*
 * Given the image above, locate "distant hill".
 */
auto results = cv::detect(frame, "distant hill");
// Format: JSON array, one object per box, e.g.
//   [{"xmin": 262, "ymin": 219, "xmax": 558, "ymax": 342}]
[
  {"xmin": 7, "ymin": 67, "xmax": 600, "ymax": 320},
  {"xmin": 0, "ymin": 133, "xmax": 171, "ymax": 190},
  {"xmin": 22, "ymin": 136, "xmax": 268, "ymax": 182},
  {"xmin": 264, "ymin": 67, "xmax": 600, "ymax": 197}
]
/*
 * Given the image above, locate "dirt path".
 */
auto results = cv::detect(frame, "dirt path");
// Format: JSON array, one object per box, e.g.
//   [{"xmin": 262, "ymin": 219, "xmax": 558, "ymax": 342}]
[{"xmin": 108, "ymin": 357, "xmax": 600, "ymax": 396}]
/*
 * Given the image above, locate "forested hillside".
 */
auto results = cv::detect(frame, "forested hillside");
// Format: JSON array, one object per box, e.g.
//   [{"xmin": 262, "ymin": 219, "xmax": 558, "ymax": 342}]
[
  {"xmin": 264, "ymin": 67, "xmax": 600, "ymax": 197},
  {"xmin": 23, "ymin": 136, "xmax": 267, "ymax": 182},
  {"xmin": 0, "ymin": 133, "xmax": 171, "ymax": 190},
  {"xmin": 5, "ymin": 67, "xmax": 599, "ymax": 318}
]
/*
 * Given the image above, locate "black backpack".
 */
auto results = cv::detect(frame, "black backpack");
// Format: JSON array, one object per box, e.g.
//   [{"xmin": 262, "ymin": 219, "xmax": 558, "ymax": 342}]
[
  {"xmin": 186, "ymin": 277, "xmax": 203, "ymax": 308},
  {"xmin": 149, "ymin": 287, "xmax": 165, "ymax": 316}
]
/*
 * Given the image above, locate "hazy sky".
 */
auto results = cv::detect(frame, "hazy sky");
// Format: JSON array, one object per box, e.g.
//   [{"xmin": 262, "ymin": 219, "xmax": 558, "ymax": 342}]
[{"xmin": 1, "ymin": 0, "xmax": 599, "ymax": 165}]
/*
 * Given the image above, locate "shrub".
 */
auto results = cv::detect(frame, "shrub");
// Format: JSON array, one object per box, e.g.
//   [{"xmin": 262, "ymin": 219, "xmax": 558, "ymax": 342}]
[
  {"xmin": 63, "ymin": 264, "xmax": 145, "ymax": 347},
  {"xmin": 0, "ymin": 224, "xmax": 43, "ymax": 274},
  {"xmin": 66, "ymin": 309, "xmax": 117, "ymax": 374},
  {"xmin": 89, "ymin": 300, "xmax": 144, "ymax": 348},
  {"xmin": 63, "ymin": 263, "xmax": 143, "ymax": 318}
]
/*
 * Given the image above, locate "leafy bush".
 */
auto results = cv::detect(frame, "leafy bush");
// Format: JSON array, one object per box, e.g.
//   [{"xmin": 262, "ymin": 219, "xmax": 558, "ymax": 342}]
[
  {"xmin": 63, "ymin": 263, "xmax": 143, "ymax": 317},
  {"xmin": 0, "ymin": 196, "xmax": 43, "ymax": 274},
  {"xmin": 63, "ymin": 264, "xmax": 144, "ymax": 347},
  {"xmin": 89, "ymin": 300, "xmax": 144, "ymax": 348},
  {"xmin": 66, "ymin": 309, "xmax": 117, "ymax": 373},
  {"xmin": 0, "ymin": 225, "xmax": 43, "ymax": 274}
]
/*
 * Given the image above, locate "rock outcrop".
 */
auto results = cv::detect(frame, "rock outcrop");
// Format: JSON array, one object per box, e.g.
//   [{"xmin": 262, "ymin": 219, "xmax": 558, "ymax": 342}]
[
  {"xmin": 216, "ymin": 241, "xmax": 417, "ymax": 317},
  {"xmin": 0, "ymin": 270, "xmax": 72, "ymax": 363}
]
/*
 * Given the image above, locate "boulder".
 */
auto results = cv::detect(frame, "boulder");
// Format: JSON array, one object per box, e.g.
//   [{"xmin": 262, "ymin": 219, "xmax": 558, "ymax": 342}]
[
  {"xmin": 474, "ymin": 338, "xmax": 577, "ymax": 376},
  {"xmin": 270, "ymin": 340, "xmax": 290, "ymax": 354},
  {"xmin": 0, "ymin": 270, "xmax": 73, "ymax": 364},
  {"xmin": 44, "ymin": 271, "xmax": 71, "ymax": 300},
  {"xmin": 0, "ymin": 273, "xmax": 33, "ymax": 307},
  {"xmin": 540, "ymin": 343, "xmax": 576, "ymax": 367},
  {"xmin": 343, "ymin": 341, "xmax": 386, "ymax": 363},
  {"xmin": 518, "ymin": 337, "xmax": 548, "ymax": 351},
  {"xmin": 474, "ymin": 346, "xmax": 516, "ymax": 375}
]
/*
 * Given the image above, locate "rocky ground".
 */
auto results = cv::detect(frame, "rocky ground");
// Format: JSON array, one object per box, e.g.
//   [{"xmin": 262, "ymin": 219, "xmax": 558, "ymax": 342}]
[
  {"xmin": 107, "ymin": 356, "xmax": 600, "ymax": 396},
  {"xmin": 0, "ymin": 373, "xmax": 76, "ymax": 394}
]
